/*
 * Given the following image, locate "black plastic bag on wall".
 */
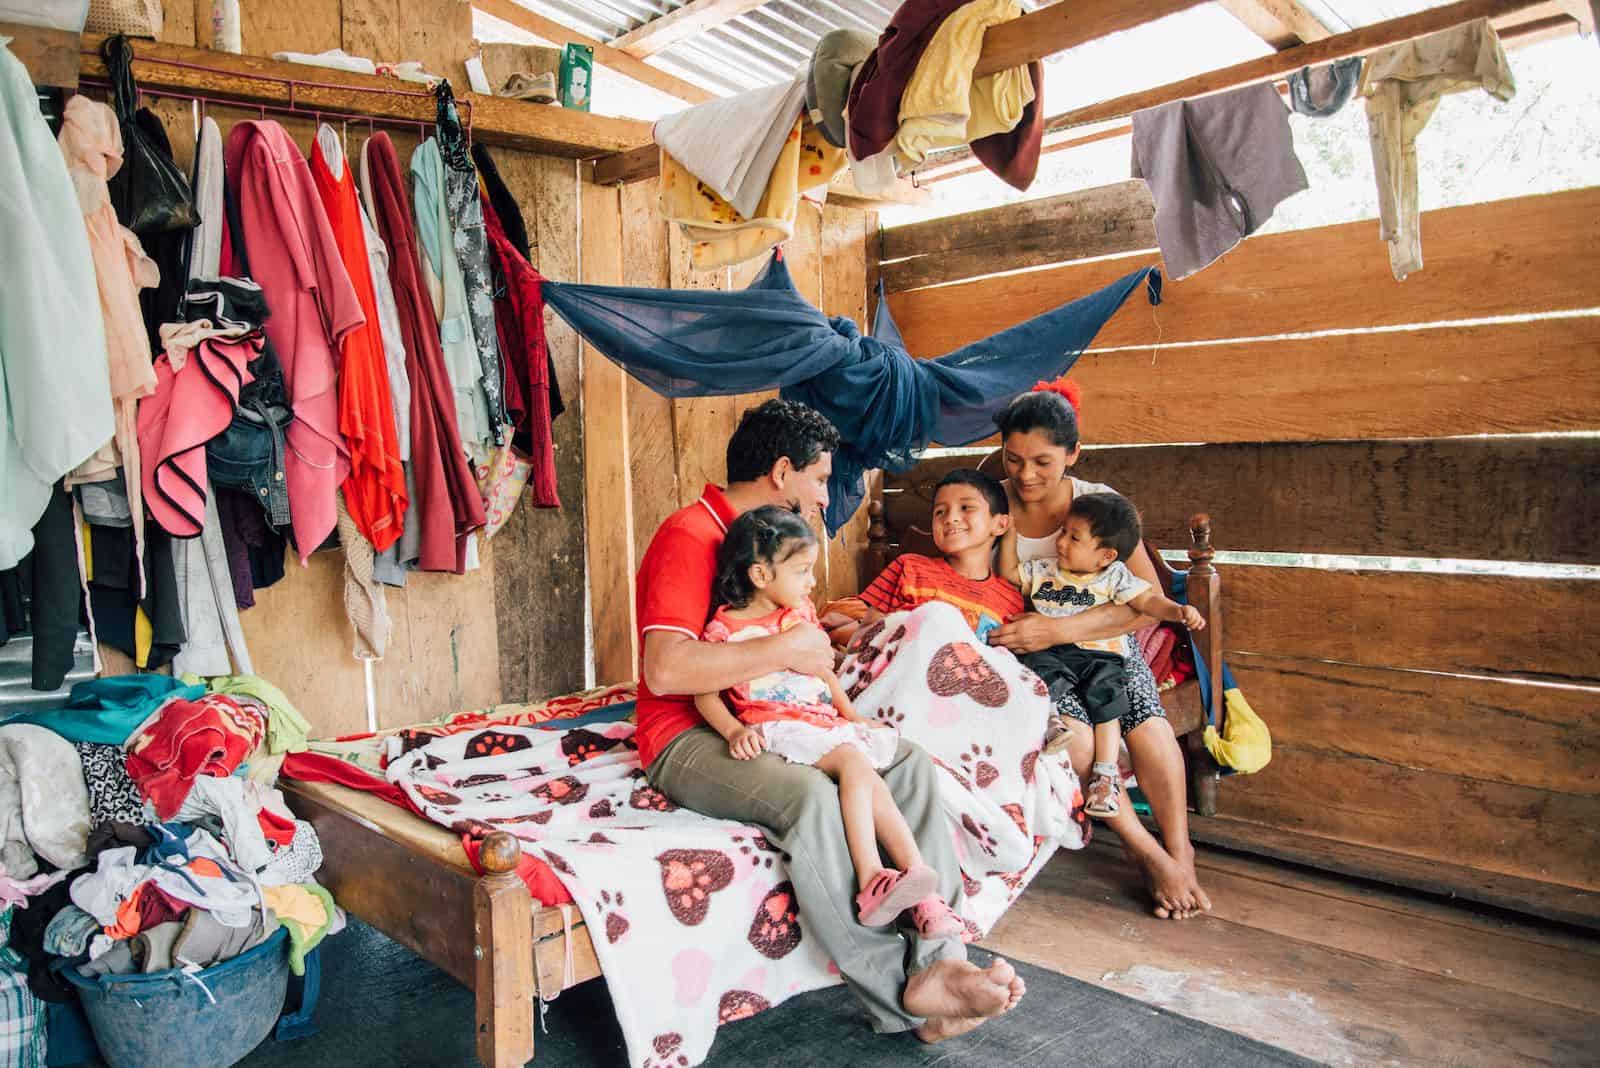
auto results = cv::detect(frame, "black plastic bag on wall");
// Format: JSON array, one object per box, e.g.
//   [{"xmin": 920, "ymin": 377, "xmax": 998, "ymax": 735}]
[{"xmin": 102, "ymin": 34, "xmax": 199, "ymax": 235}]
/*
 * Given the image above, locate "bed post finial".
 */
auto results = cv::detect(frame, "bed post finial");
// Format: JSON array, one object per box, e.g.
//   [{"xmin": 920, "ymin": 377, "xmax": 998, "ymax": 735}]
[
  {"xmin": 1188, "ymin": 513, "xmax": 1214, "ymax": 574},
  {"xmin": 475, "ymin": 831, "xmax": 536, "ymax": 1066},
  {"xmin": 863, "ymin": 497, "xmax": 889, "ymax": 579},
  {"xmin": 480, "ymin": 832, "xmax": 522, "ymax": 876}
]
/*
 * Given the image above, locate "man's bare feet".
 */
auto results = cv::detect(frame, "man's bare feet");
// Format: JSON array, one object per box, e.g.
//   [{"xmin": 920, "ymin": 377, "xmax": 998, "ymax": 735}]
[
  {"xmin": 989, "ymin": 958, "xmax": 1026, "ymax": 1012},
  {"xmin": 910, "ymin": 958, "xmax": 1024, "ymax": 1043},
  {"xmin": 914, "ymin": 1016, "xmax": 984, "ymax": 1043},
  {"xmin": 903, "ymin": 958, "xmax": 1009, "ymax": 1021}
]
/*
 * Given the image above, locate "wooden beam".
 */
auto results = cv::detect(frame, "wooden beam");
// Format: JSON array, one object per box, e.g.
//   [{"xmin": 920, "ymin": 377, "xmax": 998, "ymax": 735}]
[
  {"xmin": 74, "ymin": 31, "xmax": 652, "ymax": 158},
  {"xmin": 1, "ymin": 21, "xmax": 81, "ymax": 88},
  {"xmin": 1046, "ymin": 0, "xmax": 1549, "ymax": 132},
  {"xmin": 972, "ymin": 0, "xmax": 1208, "ymax": 77},
  {"xmin": 592, "ymin": 143, "xmax": 662, "ymax": 185},
  {"xmin": 472, "ymin": 0, "xmax": 714, "ymax": 104},
  {"xmin": 1213, "ymin": 0, "xmax": 1331, "ymax": 49},
  {"xmin": 880, "ymin": 180, "xmax": 1155, "ymax": 292},
  {"xmin": 612, "ymin": 0, "xmax": 770, "ymax": 58}
]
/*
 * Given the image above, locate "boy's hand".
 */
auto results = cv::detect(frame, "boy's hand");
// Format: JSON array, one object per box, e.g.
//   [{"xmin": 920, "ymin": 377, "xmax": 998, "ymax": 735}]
[
  {"xmin": 1180, "ymin": 604, "xmax": 1206, "ymax": 631},
  {"xmin": 727, "ymin": 726, "xmax": 765, "ymax": 761}
]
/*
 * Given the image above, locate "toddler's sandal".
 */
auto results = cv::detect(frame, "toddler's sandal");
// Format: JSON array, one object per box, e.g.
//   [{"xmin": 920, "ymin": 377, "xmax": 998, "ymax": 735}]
[
  {"xmin": 857, "ymin": 864, "xmax": 939, "ymax": 926},
  {"xmin": 910, "ymin": 895, "xmax": 964, "ymax": 941},
  {"xmin": 1084, "ymin": 770, "xmax": 1120, "ymax": 820}
]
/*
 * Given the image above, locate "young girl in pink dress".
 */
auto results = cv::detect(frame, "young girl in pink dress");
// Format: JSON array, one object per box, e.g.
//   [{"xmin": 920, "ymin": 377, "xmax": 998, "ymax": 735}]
[{"xmin": 696, "ymin": 505, "xmax": 963, "ymax": 939}]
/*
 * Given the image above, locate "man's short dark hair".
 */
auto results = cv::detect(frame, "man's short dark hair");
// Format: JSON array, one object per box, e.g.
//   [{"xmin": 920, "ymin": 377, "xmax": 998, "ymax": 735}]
[
  {"xmin": 1067, "ymin": 492, "xmax": 1142, "ymax": 563},
  {"xmin": 726, "ymin": 399, "xmax": 840, "ymax": 484},
  {"xmin": 934, "ymin": 469, "xmax": 1008, "ymax": 516}
]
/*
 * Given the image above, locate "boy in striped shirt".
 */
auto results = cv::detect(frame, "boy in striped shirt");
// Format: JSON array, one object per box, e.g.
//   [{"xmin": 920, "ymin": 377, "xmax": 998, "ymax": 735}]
[{"xmin": 859, "ymin": 470, "xmax": 1023, "ymax": 642}]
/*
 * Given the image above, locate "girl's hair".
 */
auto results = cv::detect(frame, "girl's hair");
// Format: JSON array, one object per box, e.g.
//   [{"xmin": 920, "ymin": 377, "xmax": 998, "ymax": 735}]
[
  {"xmin": 993, "ymin": 377, "xmax": 1082, "ymax": 451},
  {"xmin": 714, "ymin": 504, "xmax": 818, "ymax": 608}
]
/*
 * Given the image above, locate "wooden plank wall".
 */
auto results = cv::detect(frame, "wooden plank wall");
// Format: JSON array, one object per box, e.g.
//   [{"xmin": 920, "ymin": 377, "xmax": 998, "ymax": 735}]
[
  {"xmin": 98, "ymin": 1, "xmax": 586, "ymax": 736},
  {"xmin": 580, "ymin": 189, "xmax": 874, "ymax": 684},
  {"xmin": 883, "ymin": 185, "xmax": 1600, "ymax": 893}
]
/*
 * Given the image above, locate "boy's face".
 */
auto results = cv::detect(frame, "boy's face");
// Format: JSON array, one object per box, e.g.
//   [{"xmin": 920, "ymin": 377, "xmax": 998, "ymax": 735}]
[
  {"xmin": 1057, "ymin": 515, "xmax": 1119, "ymax": 574},
  {"xmin": 931, "ymin": 484, "xmax": 1009, "ymax": 557}
]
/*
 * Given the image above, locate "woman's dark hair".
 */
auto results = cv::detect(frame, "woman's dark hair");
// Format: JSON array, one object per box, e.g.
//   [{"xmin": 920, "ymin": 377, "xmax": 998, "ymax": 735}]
[
  {"xmin": 1067, "ymin": 492, "xmax": 1142, "ymax": 563},
  {"xmin": 934, "ymin": 469, "xmax": 1008, "ymax": 516},
  {"xmin": 726, "ymin": 399, "xmax": 841, "ymax": 484},
  {"xmin": 993, "ymin": 390, "xmax": 1080, "ymax": 452},
  {"xmin": 714, "ymin": 505, "xmax": 818, "ymax": 608}
]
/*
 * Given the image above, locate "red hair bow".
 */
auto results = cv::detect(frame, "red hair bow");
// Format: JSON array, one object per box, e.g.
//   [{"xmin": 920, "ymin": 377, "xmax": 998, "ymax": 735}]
[{"xmin": 1030, "ymin": 377, "xmax": 1082, "ymax": 415}]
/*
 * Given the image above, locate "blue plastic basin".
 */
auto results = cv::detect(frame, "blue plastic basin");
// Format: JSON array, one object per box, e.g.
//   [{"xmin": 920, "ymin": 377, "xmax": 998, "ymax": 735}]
[{"xmin": 60, "ymin": 927, "xmax": 289, "ymax": 1068}]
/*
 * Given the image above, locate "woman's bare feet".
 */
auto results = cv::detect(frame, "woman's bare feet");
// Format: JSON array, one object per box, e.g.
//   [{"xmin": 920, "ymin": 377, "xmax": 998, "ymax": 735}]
[
  {"xmin": 1151, "ymin": 846, "xmax": 1213, "ymax": 919},
  {"xmin": 909, "ymin": 958, "xmax": 1024, "ymax": 1043},
  {"xmin": 1141, "ymin": 845, "xmax": 1212, "ymax": 919}
]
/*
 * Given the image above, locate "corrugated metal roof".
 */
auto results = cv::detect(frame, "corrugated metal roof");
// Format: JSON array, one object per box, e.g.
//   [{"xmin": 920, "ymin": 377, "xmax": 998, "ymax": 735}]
[{"xmin": 508, "ymin": 0, "xmax": 901, "ymax": 96}]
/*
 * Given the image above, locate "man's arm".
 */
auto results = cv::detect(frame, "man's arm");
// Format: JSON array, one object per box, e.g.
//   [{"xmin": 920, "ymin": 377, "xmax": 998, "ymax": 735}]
[{"xmin": 643, "ymin": 626, "xmax": 835, "ymax": 698}]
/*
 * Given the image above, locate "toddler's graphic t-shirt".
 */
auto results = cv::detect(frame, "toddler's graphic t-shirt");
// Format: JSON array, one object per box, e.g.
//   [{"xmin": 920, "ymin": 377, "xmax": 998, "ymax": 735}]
[{"xmin": 1016, "ymin": 558, "xmax": 1149, "ymax": 657}]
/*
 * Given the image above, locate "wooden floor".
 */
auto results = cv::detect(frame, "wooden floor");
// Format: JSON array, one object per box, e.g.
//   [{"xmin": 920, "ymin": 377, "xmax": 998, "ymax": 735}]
[{"xmin": 982, "ymin": 837, "xmax": 1600, "ymax": 1067}]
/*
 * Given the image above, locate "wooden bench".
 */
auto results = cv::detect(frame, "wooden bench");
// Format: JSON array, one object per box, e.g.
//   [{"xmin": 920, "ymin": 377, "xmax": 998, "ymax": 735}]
[{"xmin": 870, "ymin": 451, "xmax": 1228, "ymax": 815}]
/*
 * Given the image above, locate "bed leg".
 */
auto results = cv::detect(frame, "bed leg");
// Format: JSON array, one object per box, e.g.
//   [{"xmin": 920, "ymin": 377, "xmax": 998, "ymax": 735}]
[
  {"xmin": 474, "ymin": 832, "xmax": 535, "ymax": 1068},
  {"xmin": 1185, "ymin": 730, "xmax": 1220, "ymax": 817}
]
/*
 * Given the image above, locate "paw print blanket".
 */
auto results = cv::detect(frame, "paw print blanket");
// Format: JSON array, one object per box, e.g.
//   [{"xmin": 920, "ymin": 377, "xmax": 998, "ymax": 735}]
[
  {"xmin": 385, "ymin": 603, "xmax": 1085, "ymax": 1067},
  {"xmin": 386, "ymin": 725, "xmax": 838, "ymax": 1068},
  {"xmin": 839, "ymin": 602, "xmax": 1089, "ymax": 934}
]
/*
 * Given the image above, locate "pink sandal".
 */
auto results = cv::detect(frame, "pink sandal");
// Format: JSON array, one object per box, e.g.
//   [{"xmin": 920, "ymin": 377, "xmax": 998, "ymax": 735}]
[
  {"xmin": 856, "ymin": 865, "xmax": 939, "ymax": 926},
  {"xmin": 910, "ymin": 895, "xmax": 964, "ymax": 941}
]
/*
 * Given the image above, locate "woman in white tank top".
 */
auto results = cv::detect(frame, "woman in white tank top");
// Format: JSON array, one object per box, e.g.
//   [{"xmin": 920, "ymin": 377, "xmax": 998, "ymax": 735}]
[{"xmin": 986, "ymin": 382, "xmax": 1213, "ymax": 921}]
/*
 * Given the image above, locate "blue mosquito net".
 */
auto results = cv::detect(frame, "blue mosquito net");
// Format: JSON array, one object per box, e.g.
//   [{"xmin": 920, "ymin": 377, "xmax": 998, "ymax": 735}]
[{"xmin": 541, "ymin": 253, "xmax": 1161, "ymax": 533}]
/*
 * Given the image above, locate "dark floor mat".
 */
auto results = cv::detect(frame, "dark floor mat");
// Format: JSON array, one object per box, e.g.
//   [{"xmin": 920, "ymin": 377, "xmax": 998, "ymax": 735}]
[{"xmin": 227, "ymin": 920, "xmax": 1318, "ymax": 1067}]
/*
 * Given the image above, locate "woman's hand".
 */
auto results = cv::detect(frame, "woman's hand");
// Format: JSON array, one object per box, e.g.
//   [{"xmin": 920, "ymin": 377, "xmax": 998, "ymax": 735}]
[
  {"xmin": 727, "ymin": 726, "xmax": 765, "ymax": 761},
  {"xmin": 988, "ymin": 613, "xmax": 1062, "ymax": 654},
  {"xmin": 1179, "ymin": 604, "xmax": 1206, "ymax": 631}
]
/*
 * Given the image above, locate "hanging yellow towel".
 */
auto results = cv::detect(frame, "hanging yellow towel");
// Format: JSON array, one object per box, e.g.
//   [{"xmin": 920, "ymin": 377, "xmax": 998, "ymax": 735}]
[
  {"xmin": 895, "ymin": 0, "xmax": 1034, "ymax": 167},
  {"xmin": 659, "ymin": 121, "xmax": 844, "ymax": 271},
  {"xmin": 1203, "ymin": 687, "xmax": 1272, "ymax": 774}
]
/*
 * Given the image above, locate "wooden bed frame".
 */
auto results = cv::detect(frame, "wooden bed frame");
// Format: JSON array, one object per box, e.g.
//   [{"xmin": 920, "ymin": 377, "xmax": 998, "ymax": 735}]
[
  {"xmin": 282, "ymin": 779, "xmax": 582, "ymax": 1068},
  {"xmin": 281, "ymin": 461, "xmax": 1227, "ymax": 1068}
]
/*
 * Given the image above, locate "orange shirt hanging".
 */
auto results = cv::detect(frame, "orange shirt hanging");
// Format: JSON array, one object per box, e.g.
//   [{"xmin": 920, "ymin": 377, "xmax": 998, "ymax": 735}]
[{"xmin": 309, "ymin": 128, "xmax": 408, "ymax": 552}]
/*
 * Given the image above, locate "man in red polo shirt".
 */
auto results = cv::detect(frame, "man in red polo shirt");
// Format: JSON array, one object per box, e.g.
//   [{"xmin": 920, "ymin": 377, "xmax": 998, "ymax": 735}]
[{"xmin": 638, "ymin": 400, "xmax": 1023, "ymax": 1043}]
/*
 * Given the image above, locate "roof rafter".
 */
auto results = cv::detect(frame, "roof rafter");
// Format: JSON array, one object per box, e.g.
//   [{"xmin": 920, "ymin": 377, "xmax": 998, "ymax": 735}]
[
  {"xmin": 1213, "ymin": 0, "xmax": 1333, "ymax": 48},
  {"xmin": 472, "ymin": 0, "xmax": 715, "ymax": 102},
  {"xmin": 612, "ymin": 0, "xmax": 773, "ymax": 58}
]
